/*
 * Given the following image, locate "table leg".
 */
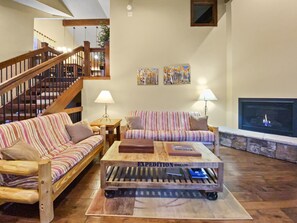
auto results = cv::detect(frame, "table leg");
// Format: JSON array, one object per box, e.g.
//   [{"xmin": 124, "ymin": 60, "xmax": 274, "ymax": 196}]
[
  {"xmin": 108, "ymin": 128, "xmax": 115, "ymax": 146},
  {"xmin": 116, "ymin": 125, "xmax": 121, "ymax": 140}
]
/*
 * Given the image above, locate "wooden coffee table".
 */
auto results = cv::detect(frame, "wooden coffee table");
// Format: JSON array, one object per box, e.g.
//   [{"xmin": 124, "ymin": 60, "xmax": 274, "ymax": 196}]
[{"xmin": 100, "ymin": 141, "xmax": 224, "ymax": 200}]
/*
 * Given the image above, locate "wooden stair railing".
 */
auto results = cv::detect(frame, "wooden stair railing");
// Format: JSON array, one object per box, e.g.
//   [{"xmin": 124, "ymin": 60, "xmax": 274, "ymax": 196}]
[
  {"xmin": 0, "ymin": 41, "xmax": 110, "ymax": 124},
  {"xmin": 0, "ymin": 42, "xmax": 61, "ymax": 83}
]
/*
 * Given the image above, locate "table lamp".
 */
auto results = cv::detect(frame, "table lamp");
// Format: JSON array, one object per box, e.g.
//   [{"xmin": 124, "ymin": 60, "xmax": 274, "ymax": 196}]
[
  {"xmin": 94, "ymin": 90, "xmax": 115, "ymax": 120},
  {"xmin": 198, "ymin": 89, "xmax": 217, "ymax": 116}
]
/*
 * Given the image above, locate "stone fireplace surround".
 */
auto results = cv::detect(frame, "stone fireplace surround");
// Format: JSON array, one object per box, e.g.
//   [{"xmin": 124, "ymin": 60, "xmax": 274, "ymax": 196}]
[{"xmin": 219, "ymin": 126, "xmax": 297, "ymax": 163}]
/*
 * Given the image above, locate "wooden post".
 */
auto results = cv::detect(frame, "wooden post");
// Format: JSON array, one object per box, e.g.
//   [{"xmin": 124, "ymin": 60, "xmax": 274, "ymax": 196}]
[
  {"xmin": 41, "ymin": 42, "xmax": 49, "ymax": 63},
  {"xmin": 104, "ymin": 41, "xmax": 110, "ymax": 77},
  {"xmin": 38, "ymin": 160, "xmax": 54, "ymax": 223},
  {"xmin": 100, "ymin": 125, "xmax": 106, "ymax": 154},
  {"xmin": 83, "ymin": 41, "xmax": 91, "ymax": 76},
  {"xmin": 213, "ymin": 126, "xmax": 220, "ymax": 157}
]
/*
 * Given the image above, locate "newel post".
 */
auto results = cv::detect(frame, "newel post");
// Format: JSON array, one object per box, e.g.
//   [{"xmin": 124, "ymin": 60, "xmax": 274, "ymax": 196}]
[
  {"xmin": 41, "ymin": 42, "xmax": 49, "ymax": 63},
  {"xmin": 104, "ymin": 41, "xmax": 110, "ymax": 77},
  {"xmin": 84, "ymin": 41, "xmax": 91, "ymax": 76}
]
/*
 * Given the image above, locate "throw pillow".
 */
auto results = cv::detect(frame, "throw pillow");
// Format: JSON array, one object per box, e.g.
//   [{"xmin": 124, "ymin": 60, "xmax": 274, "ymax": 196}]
[
  {"xmin": 125, "ymin": 116, "xmax": 143, "ymax": 129},
  {"xmin": 65, "ymin": 121, "xmax": 93, "ymax": 143},
  {"xmin": 0, "ymin": 139, "xmax": 41, "ymax": 161},
  {"xmin": 189, "ymin": 116, "xmax": 209, "ymax": 131}
]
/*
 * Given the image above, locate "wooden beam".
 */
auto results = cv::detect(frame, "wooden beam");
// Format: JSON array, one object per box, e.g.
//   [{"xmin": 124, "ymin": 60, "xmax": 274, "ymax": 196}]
[{"xmin": 63, "ymin": 19, "xmax": 109, "ymax": 27}]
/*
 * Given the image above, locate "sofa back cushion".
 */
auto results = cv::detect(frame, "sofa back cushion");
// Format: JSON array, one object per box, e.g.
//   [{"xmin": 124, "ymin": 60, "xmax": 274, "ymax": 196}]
[
  {"xmin": 130, "ymin": 111, "xmax": 200, "ymax": 131},
  {"xmin": 0, "ymin": 112, "xmax": 72, "ymax": 157}
]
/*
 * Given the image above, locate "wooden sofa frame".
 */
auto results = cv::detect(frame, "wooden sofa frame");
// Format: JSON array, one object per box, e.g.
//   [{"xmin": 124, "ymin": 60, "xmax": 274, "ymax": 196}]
[{"xmin": 0, "ymin": 126, "xmax": 106, "ymax": 222}]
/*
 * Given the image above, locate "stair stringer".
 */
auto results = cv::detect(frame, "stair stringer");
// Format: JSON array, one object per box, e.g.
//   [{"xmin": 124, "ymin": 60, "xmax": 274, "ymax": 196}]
[{"xmin": 43, "ymin": 78, "xmax": 83, "ymax": 115}]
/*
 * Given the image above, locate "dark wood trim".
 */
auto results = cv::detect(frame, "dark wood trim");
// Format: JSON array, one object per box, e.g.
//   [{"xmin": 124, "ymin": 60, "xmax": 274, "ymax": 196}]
[
  {"xmin": 83, "ymin": 41, "xmax": 91, "ymax": 76},
  {"xmin": 82, "ymin": 76, "xmax": 111, "ymax": 80},
  {"xmin": 43, "ymin": 79, "xmax": 83, "ymax": 115},
  {"xmin": 62, "ymin": 19, "xmax": 109, "ymax": 27},
  {"xmin": 0, "ymin": 47, "xmax": 84, "ymax": 96},
  {"xmin": 191, "ymin": 0, "xmax": 218, "ymax": 27},
  {"xmin": 90, "ymin": 48, "xmax": 105, "ymax": 52},
  {"xmin": 104, "ymin": 41, "xmax": 110, "ymax": 77}
]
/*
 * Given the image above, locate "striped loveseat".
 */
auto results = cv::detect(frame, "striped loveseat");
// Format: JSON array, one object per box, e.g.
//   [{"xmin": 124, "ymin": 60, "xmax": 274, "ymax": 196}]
[
  {"xmin": 0, "ymin": 112, "xmax": 105, "ymax": 222},
  {"xmin": 123, "ymin": 111, "xmax": 219, "ymax": 156}
]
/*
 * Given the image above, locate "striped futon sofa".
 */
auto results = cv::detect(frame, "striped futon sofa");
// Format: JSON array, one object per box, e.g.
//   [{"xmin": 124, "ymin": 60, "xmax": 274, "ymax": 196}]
[
  {"xmin": 0, "ymin": 112, "xmax": 105, "ymax": 222},
  {"xmin": 123, "ymin": 111, "xmax": 219, "ymax": 156}
]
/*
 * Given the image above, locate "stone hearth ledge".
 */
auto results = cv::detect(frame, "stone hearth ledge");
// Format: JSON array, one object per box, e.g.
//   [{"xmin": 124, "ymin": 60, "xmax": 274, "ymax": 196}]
[{"xmin": 219, "ymin": 126, "xmax": 297, "ymax": 163}]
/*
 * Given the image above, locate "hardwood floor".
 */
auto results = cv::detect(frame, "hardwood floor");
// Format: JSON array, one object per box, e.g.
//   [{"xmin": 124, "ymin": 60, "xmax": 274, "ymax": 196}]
[{"xmin": 0, "ymin": 146, "xmax": 296, "ymax": 223}]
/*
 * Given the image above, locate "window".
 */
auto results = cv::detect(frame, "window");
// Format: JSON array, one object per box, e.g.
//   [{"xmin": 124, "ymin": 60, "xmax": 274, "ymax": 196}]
[{"xmin": 191, "ymin": 0, "xmax": 217, "ymax": 26}]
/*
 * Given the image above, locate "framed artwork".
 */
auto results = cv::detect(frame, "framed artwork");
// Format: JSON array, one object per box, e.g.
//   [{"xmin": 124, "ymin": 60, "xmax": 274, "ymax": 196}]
[
  {"xmin": 137, "ymin": 68, "xmax": 159, "ymax": 85},
  {"xmin": 191, "ymin": 0, "xmax": 218, "ymax": 26},
  {"xmin": 163, "ymin": 64, "xmax": 191, "ymax": 85}
]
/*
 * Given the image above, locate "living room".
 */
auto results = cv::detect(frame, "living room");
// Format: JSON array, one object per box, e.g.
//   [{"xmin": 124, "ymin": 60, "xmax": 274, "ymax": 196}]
[{"xmin": 0, "ymin": 0, "xmax": 297, "ymax": 222}]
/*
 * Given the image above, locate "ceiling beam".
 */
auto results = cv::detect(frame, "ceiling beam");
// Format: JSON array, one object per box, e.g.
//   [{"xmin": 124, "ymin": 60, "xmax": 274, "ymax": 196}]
[{"xmin": 63, "ymin": 19, "xmax": 109, "ymax": 27}]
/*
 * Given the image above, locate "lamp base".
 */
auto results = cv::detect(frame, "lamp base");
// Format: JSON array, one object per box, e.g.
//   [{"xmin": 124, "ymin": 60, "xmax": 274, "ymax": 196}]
[{"xmin": 99, "ymin": 113, "xmax": 111, "ymax": 122}]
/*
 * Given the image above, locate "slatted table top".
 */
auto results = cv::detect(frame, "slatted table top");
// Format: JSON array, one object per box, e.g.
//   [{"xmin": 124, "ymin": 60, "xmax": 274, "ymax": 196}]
[{"xmin": 102, "ymin": 141, "xmax": 222, "ymax": 164}]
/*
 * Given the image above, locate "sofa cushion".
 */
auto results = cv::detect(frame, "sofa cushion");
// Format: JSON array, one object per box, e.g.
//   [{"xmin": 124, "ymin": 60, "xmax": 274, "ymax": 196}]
[
  {"xmin": 65, "ymin": 121, "xmax": 93, "ymax": 143},
  {"xmin": 189, "ymin": 116, "xmax": 209, "ymax": 131},
  {"xmin": 185, "ymin": 131, "xmax": 215, "ymax": 142},
  {"xmin": 125, "ymin": 130, "xmax": 214, "ymax": 142},
  {"xmin": 0, "ymin": 135, "xmax": 104, "ymax": 189},
  {"xmin": 125, "ymin": 116, "xmax": 144, "ymax": 129},
  {"xmin": 130, "ymin": 111, "xmax": 200, "ymax": 131},
  {"xmin": 0, "ymin": 139, "xmax": 41, "ymax": 161},
  {"xmin": 0, "ymin": 113, "xmax": 72, "ymax": 157}
]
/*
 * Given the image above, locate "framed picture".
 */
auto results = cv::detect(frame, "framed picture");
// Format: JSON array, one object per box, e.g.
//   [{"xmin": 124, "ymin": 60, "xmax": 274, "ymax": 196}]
[
  {"xmin": 137, "ymin": 68, "xmax": 159, "ymax": 85},
  {"xmin": 163, "ymin": 64, "xmax": 191, "ymax": 85},
  {"xmin": 191, "ymin": 0, "xmax": 217, "ymax": 26}
]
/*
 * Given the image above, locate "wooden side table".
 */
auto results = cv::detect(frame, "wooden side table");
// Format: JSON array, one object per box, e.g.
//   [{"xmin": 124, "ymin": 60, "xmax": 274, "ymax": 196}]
[{"xmin": 90, "ymin": 118, "xmax": 122, "ymax": 147}]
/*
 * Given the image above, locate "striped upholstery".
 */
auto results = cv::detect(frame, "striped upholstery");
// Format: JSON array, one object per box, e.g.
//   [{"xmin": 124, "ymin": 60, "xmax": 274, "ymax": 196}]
[
  {"xmin": 0, "ymin": 113, "xmax": 103, "ymax": 189},
  {"xmin": 125, "ymin": 111, "xmax": 214, "ymax": 142},
  {"xmin": 0, "ymin": 112, "xmax": 72, "ymax": 157}
]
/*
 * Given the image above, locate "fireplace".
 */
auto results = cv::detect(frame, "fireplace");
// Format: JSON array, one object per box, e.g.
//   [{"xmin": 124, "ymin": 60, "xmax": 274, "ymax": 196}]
[{"xmin": 238, "ymin": 98, "xmax": 297, "ymax": 137}]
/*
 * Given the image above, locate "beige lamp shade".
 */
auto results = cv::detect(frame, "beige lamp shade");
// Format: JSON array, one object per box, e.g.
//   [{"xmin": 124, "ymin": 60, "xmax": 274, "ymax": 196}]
[
  {"xmin": 198, "ymin": 89, "xmax": 217, "ymax": 101},
  {"xmin": 94, "ymin": 90, "xmax": 115, "ymax": 104},
  {"xmin": 94, "ymin": 90, "xmax": 114, "ymax": 120}
]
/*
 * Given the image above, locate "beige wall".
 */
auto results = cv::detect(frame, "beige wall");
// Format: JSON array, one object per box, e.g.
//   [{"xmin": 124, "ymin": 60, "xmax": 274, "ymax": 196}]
[
  {"xmin": 226, "ymin": 0, "xmax": 297, "ymax": 128},
  {"xmin": 34, "ymin": 19, "xmax": 73, "ymax": 49},
  {"xmin": 0, "ymin": 4, "xmax": 34, "ymax": 61},
  {"xmin": 83, "ymin": 0, "xmax": 227, "ymax": 126}
]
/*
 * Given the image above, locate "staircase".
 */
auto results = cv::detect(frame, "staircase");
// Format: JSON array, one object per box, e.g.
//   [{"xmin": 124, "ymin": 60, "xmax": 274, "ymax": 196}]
[
  {"xmin": 1, "ymin": 77, "xmax": 77, "ymax": 122},
  {"xmin": 0, "ymin": 41, "xmax": 110, "ymax": 124}
]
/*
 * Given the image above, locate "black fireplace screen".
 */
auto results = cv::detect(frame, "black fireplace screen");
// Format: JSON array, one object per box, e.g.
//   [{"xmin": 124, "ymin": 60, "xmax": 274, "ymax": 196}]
[{"xmin": 239, "ymin": 98, "xmax": 297, "ymax": 137}]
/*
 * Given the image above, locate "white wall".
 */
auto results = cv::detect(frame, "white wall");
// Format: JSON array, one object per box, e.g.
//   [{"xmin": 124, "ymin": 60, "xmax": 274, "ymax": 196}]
[
  {"xmin": 83, "ymin": 0, "xmax": 227, "ymax": 126},
  {"xmin": 226, "ymin": 0, "xmax": 297, "ymax": 128},
  {"xmin": 0, "ymin": 4, "xmax": 34, "ymax": 61}
]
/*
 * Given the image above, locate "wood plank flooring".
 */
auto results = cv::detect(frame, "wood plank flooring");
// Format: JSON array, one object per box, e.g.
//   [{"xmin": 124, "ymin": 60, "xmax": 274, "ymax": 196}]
[{"xmin": 0, "ymin": 146, "xmax": 296, "ymax": 223}]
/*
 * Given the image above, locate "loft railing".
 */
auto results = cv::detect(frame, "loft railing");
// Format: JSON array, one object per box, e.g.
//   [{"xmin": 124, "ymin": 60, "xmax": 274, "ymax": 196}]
[
  {"xmin": 0, "ymin": 42, "xmax": 61, "ymax": 83},
  {"xmin": 0, "ymin": 41, "xmax": 110, "ymax": 124}
]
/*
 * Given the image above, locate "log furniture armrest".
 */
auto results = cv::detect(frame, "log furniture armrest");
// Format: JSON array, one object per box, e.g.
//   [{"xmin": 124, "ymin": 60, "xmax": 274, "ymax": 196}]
[
  {"xmin": 0, "ymin": 160, "xmax": 39, "ymax": 176},
  {"xmin": 0, "ymin": 159, "xmax": 53, "ymax": 221},
  {"xmin": 208, "ymin": 125, "xmax": 220, "ymax": 157}
]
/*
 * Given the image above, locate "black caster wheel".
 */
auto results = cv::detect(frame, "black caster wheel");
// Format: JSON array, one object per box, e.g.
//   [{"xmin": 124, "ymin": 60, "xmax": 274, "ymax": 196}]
[
  {"xmin": 104, "ymin": 190, "xmax": 115, "ymax": 198},
  {"xmin": 206, "ymin": 192, "xmax": 218, "ymax": 200}
]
